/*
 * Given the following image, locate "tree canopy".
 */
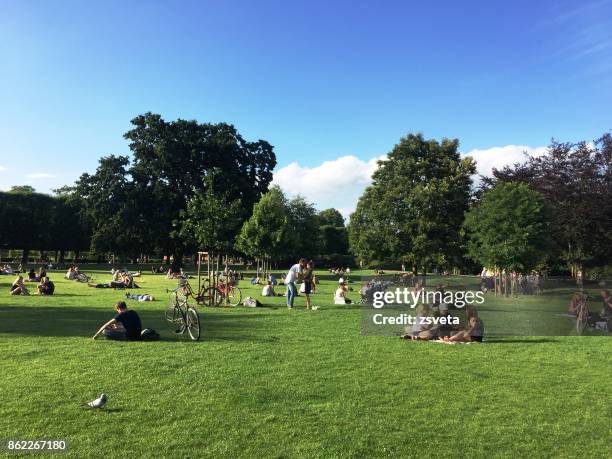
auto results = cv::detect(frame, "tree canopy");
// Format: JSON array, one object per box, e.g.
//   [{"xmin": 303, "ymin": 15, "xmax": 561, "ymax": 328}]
[
  {"xmin": 487, "ymin": 134, "xmax": 612, "ymax": 271},
  {"xmin": 349, "ymin": 133, "xmax": 475, "ymax": 272},
  {"xmin": 463, "ymin": 182, "xmax": 551, "ymax": 273},
  {"xmin": 69, "ymin": 113, "xmax": 277, "ymax": 263}
]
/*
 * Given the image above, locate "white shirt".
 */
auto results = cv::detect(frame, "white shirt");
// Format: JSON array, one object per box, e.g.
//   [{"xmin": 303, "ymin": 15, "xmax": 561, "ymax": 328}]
[
  {"xmin": 334, "ymin": 287, "xmax": 346, "ymax": 304},
  {"xmin": 262, "ymin": 285, "xmax": 273, "ymax": 297},
  {"xmin": 285, "ymin": 264, "xmax": 301, "ymax": 284}
]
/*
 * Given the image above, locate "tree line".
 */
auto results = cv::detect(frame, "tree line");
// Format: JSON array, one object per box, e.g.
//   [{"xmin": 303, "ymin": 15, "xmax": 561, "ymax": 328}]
[
  {"xmin": 348, "ymin": 132, "xmax": 612, "ymax": 277},
  {"xmin": 1, "ymin": 113, "xmax": 609, "ymax": 276},
  {"xmin": 0, "ymin": 113, "xmax": 350, "ymax": 267}
]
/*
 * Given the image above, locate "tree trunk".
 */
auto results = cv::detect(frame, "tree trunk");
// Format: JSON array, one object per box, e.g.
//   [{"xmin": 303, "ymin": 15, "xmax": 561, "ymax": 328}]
[
  {"xmin": 21, "ymin": 249, "xmax": 29, "ymax": 265},
  {"xmin": 171, "ymin": 251, "xmax": 184, "ymax": 271}
]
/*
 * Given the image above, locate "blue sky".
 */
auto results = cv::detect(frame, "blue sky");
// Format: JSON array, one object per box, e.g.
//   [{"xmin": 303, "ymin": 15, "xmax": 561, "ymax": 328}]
[{"xmin": 0, "ymin": 0, "xmax": 610, "ymax": 213}]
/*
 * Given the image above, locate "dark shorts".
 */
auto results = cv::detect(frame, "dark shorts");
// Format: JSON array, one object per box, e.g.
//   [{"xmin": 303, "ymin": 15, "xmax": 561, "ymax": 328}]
[
  {"xmin": 471, "ymin": 335, "xmax": 483, "ymax": 342},
  {"xmin": 103, "ymin": 328, "xmax": 127, "ymax": 340},
  {"xmin": 304, "ymin": 281, "xmax": 312, "ymax": 294}
]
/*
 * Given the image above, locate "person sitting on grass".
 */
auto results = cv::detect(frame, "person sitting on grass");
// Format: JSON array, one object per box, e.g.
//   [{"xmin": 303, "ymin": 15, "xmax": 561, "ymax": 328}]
[
  {"xmin": 64, "ymin": 266, "xmax": 77, "ymax": 280},
  {"xmin": 445, "ymin": 306, "xmax": 484, "ymax": 342},
  {"xmin": 334, "ymin": 279, "xmax": 352, "ymax": 304},
  {"xmin": 599, "ymin": 289, "xmax": 612, "ymax": 318},
  {"xmin": 262, "ymin": 280, "xmax": 279, "ymax": 297},
  {"xmin": 92, "ymin": 301, "xmax": 142, "ymax": 341},
  {"xmin": 402, "ymin": 304, "xmax": 434, "ymax": 340},
  {"xmin": 26, "ymin": 268, "xmax": 37, "ymax": 281},
  {"xmin": 37, "ymin": 267, "xmax": 47, "ymax": 282},
  {"xmin": 125, "ymin": 292, "xmax": 155, "ymax": 302},
  {"xmin": 10, "ymin": 275, "xmax": 30, "ymax": 295},
  {"xmin": 37, "ymin": 276, "xmax": 55, "ymax": 295}
]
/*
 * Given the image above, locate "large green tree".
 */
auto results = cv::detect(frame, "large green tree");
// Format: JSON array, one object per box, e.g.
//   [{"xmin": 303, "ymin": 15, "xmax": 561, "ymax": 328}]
[
  {"xmin": 180, "ymin": 171, "xmax": 244, "ymax": 255},
  {"xmin": 488, "ymin": 133, "xmax": 612, "ymax": 273},
  {"xmin": 70, "ymin": 113, "xmax": 276, "ymax": 265},
  {"xmin": 235, "ymin": 186, "xmax": 293, "ymax": 261},
  {"xmin": 318, "ymin": 208, "xmax": 349, "ymax": 261},
  {"xmin": 287, "ymin": 195, "xmax": 321, "ymax": 259},
  {"xmin": 464, "ymin": 182, "xmax": 550, "ymax": 271},
  {"xmin": 349, "ymin": 133, "xmax": 475, "ymax": 272},
  {"xmin": 463, "ymin": 182, "xmax": 551, "ymax": 293}
]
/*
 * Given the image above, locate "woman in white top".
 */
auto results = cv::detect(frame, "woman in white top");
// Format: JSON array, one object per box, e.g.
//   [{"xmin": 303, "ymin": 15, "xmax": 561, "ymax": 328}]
[{"xmin": 334, "ymin": 279, "xmax": 351, "ymax": 304}]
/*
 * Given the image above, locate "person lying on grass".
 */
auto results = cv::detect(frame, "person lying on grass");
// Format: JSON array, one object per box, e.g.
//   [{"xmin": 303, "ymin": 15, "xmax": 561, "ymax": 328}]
[
  {"xmin": 92, "ymin": 301, "xmax": 142, "ymax": 341},
  {"xmin": 37, "ymin": 276, "xmax": 55, "ymax": 295},
  {"xmin": 88, "ymin": 272, "xmax": 139, "ymax": 289},
  {"xmin": 10, "ymin": 275, "xmax": 30, "ymax": 295},
  {"xmin": 125, "ymin": 293, "xmax": 155, "ymax": 302}
]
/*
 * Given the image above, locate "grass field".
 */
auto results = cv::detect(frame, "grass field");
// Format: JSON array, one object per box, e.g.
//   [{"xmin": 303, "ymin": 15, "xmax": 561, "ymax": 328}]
[{"xmin": 0, "ymin": 268, "xmax": 610, "ymax": 458}]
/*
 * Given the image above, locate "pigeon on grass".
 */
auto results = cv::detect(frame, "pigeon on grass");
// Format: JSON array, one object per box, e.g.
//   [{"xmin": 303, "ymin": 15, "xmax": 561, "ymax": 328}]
[{"xmin": 82, "ymin": 393, "xmax": 108, "ymax": 409}]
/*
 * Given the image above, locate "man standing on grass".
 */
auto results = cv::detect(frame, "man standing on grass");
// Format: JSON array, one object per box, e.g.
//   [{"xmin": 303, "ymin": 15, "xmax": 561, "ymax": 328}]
[
  {"xmin": 285, "ymin": 258, "xmax": 306, "ymax": 309},
  {"xmin": 92, "ymin": 301, "xmax": 142, "ymax": 341}
]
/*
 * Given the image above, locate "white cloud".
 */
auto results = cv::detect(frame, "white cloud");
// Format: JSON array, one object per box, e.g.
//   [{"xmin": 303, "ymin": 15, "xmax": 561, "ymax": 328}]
[
  {"xmin": 24, "ymin": 173, "xmax": 56, "ymax": 179},
  {"xmin": 272, "ymin": 155, "xmax": 385, "ymax": 220},
  {"xmin": 463, "ymin": 145, "xmax": 547, "ymax": 178},
  {"xmin": 0, "ymin": 165, "xmax": 6, "ymax": 172},
  {"xmin": 272, "ymin": 145, "xmax": 548, "ymax": 219}
]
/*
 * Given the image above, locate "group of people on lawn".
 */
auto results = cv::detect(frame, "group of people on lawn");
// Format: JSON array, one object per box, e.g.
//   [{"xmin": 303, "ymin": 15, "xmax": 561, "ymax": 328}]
[
  {"xmin": 568, "ymin": 289, "xmax": 612, "ymax": 329},
  {"xmin": 281, "ymin": 259, "xmax": 354, "ymax": 309},
  {"xmin": 402, "ymin": 303, "xmax": 485, "ymax": 343}
]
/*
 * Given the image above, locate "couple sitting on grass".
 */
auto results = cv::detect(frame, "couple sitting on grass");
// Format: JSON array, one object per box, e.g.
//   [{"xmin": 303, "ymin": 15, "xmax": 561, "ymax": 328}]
[
  {"xmin": 403, "ymin": 304, "xmax": 484, "ymax": 343},
  {"xmin": 64, "ymin": 266, "xmax": 84, "ymax": 280},
  {"xmin": 26, "ymin": 267, "xmax": 47, "ymax": 282},
  {"xmin": 10, "ymin": 275, "xmax": 54, "ymax": 296}
]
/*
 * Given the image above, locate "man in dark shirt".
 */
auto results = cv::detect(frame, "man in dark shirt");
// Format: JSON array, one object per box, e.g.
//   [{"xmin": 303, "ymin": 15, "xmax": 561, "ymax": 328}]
[
  {"xmin": 92, "ymin": 301, "xmax": 142, "ymax": 341},
  {"xmin": 37, "ymin": 276, "xmax": 55, "ymax": 295}
]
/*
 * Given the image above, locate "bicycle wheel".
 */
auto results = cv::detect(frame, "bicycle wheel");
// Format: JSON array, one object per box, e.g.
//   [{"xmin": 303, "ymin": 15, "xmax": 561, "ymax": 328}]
[
  {"xmin": 165, "ymin": 305, "xmax": 185, "ymax": 334},
  {"xmin": 203, "ymin": 287, "xmax": 222, "ymax": 307},
  {"xmin": 186, "ymin": 307, "xmax": 200, "ymax": 341},
  {"xmin": 226, "ymin": 286, "xmax": 242, "ymax": 307}
]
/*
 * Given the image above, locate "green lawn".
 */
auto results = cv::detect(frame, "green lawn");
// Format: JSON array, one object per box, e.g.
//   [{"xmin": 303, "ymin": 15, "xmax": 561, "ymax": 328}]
[{"xmin": 0, "ymin": 268, "xmax": 610, "ymax": 458}]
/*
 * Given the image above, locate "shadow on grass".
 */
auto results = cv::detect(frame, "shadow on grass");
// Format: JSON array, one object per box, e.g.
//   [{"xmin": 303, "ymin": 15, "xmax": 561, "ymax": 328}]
[
  {"xmin": 0, "ymin": 306, "xmax": 267, "ymax": 342},
  {"xmin": 484, "ymin": 337, "xmax": 560, "ymax": 343}
]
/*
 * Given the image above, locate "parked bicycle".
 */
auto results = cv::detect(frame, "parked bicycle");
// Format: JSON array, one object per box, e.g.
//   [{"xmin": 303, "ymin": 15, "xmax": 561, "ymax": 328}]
[
  {"xmin": 179, "ymin": 277, "xmax": 242, "ymax": 307},
  {"xmin": 165, "ymin": 284, "xmax": 201, "ymax": 341}
]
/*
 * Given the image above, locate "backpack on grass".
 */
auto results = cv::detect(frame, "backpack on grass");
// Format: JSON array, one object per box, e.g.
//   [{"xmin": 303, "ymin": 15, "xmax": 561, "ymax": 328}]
[
  {"xmin": 140, "ymin": 328, "xmax": 161, "ymax": 341},
  {"xmin": 243, "ymin": 297, "xmax": 262, "ymax": 308}
]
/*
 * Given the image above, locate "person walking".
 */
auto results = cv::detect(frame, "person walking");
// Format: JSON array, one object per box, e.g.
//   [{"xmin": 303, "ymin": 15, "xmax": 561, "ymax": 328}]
[{"xmin": 285, "ymin": 258, "xmax": 306, "ymax": 309}]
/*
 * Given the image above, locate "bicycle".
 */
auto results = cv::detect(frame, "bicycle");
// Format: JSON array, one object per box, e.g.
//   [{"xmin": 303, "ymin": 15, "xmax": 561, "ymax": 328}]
[
  {"xmin": 217, "ymin": 279, "xmax": 242, "ymax": 307},
  {"xmin": 165, "ymin": 285, "xmax": 201, "ymax": 341},
  {"xmin": 75, "ymin": 272, "xmax": 91, "ymax": 283},
  {"xmin": 179, "ymin": 277, "xmax": 241, "ymax": 307}
]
